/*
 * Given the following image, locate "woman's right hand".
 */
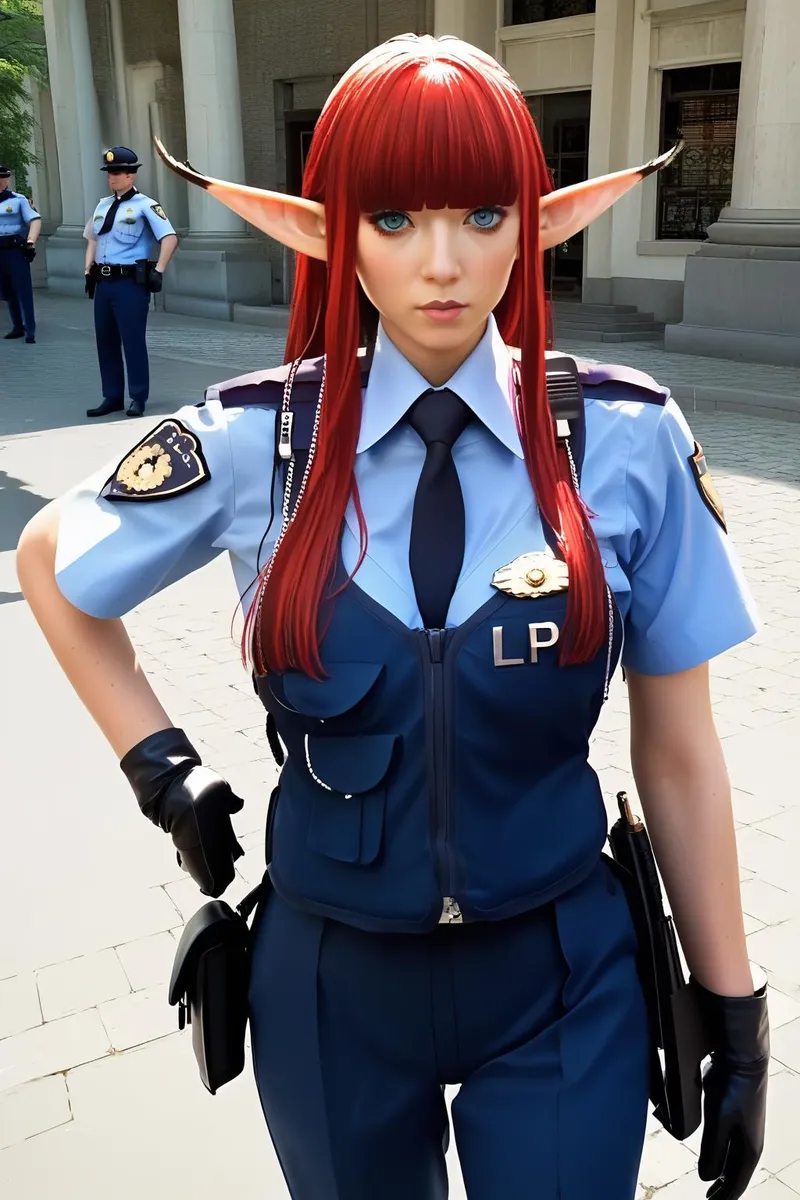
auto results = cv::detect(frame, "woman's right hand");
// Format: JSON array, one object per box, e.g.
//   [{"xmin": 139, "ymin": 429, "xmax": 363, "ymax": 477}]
[{"xmin": 120, "ymin": 728, "xmax": 245, "ymax": 897}]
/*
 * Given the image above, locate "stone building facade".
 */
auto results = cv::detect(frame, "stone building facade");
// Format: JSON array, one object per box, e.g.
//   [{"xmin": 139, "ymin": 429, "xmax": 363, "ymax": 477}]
[{"xmin": 31, "ymin": 0, "xmax": 800, "ymax": 363}]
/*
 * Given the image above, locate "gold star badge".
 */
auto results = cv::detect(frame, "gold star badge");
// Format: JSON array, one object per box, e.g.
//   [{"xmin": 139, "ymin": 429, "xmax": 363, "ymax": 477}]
[
  {"xmin": 491, "ymin": 552, "xmax": 569, "ymax": 599},
  {"xmin": 100, "ymin": 419, "xmax": 210, "ymax": 503},
  {"xmin": 688, "ymin": 442, "xmax": 727, "ymax": 532},
  {"xmin": 105, "ymin": 150, "xmax": 115, "ymax": 162}
]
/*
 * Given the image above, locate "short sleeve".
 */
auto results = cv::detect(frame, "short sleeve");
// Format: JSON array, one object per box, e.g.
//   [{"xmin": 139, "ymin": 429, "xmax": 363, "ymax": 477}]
[
  {"xmin": 84, "ymin": 215, "xmax": 98, "ymax": 241},
  {"xmin": 621, "ymin": 399, "xmax": 758, "ymax": 675},
  {"xmin": 55, "ymin": 401, "xmax": 237, "ymax": 618},
  {"xmin": 19, "ymin": 196, "xmax": 39, "ymax": 223},
  {"xmin": 141, "ymin": 199, "xmax": 176, "ymax": 241}
]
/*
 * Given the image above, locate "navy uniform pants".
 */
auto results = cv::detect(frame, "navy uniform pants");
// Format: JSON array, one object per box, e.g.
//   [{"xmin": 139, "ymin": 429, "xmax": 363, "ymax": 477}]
[
  {"xmin": 93, "ymin": 276, "xmax": 151, "ymax": 404},
  {"xmin": 249, "ymin": 859, "xmax": 650, "ymax": 1200},
  {"xmin": 0, "ymin": 246, "xmax": 35, "ymax": 337}
]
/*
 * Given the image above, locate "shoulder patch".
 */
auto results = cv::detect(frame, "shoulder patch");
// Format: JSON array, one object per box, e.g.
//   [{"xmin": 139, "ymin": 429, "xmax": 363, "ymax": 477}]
[
  {"xmin": 688, "ymin": 442, "xmax": 726, "ymax": 532},
  {"xmin": 100, "ymin": 419, "xmax": 210, "ymax": 502},
  {"xmin": 151, "ymin": 202, "xmax": 168, "ymax": 221}
]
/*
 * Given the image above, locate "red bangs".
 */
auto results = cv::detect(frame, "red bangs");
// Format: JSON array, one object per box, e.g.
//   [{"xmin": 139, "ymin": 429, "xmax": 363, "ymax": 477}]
[{"xmin": 349, "ymin": 63, "xmax": 522, "ymax": 214}]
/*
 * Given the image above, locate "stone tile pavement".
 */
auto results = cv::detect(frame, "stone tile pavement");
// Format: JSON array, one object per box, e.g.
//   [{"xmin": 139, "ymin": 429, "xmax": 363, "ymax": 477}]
[{"xmin": 1, "ymin": 296, "xmax": 800, "ymax": 1197}]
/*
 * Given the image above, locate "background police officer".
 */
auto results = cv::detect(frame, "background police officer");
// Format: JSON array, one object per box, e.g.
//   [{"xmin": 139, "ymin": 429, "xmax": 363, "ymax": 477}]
[
  {"xmin": 84, "ymin": 147, "xmax": 178, "ymax": 419},
  {"xmin": 0, "ymin": 164, "xmax": 41, "ymax": 344}
]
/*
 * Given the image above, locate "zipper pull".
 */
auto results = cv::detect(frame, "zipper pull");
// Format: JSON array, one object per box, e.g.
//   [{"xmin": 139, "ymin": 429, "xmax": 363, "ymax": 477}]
[
  {"xmin": 440, "ymin": 897, "xmax": 463, "ymax": 924},
  {"xmin": 427, "ymin": 628, "xmax": 444, "ymax": 662}
]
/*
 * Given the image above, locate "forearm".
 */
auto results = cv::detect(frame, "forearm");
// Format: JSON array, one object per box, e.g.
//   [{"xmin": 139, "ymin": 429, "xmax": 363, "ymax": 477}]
[
  {"xmin": 27, "ymin": 218, "xmax": 41, "ymax": 245},
  {"xmin": 84, "ymin": 241, "xmax": 96, "ymax": 272},
  {"xmin": 155, "ymin": 233, "xmax": 178, "ymax": 272},
  {"xmin": 629, "ymin": 669, "xmax": 752, "ymax": 997},
  {"xmin": 17, "ymin": 504, "xmax": 172, "ymax": 759}
]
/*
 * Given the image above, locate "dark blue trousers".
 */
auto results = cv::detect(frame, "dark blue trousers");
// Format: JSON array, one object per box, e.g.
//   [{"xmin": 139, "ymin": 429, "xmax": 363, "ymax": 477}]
[
  {"xmin": 93, "ymin": 276, "xmax": 151, "ymax": 403},
  {"xmin": 249, "ymin": 859, "xmax": 650, "ymax": 1200},
  {"xmin": 0, "ymin": 247, "xmax": 35, "ymax": 336}
]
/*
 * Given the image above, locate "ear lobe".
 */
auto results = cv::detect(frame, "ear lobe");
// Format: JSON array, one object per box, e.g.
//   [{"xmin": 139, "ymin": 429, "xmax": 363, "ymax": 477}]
[
  {"xmin": 153, "ymin": 136, "xmax": 327, "ymax": 261},
  {"xmin": 539, "ymin": 143, "xmax": 683, "ymax": 252}
]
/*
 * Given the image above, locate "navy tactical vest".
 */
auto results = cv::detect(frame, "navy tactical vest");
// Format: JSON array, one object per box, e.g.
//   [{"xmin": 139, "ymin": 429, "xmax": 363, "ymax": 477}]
[{"xmin": 209, "ymin": 351, "xmax": 667, "ymax": 932}]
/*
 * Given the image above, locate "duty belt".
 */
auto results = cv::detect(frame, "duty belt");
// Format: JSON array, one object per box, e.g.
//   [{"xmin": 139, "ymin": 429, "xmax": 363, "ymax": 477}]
[{"xmin": 0, "ymin": 235, "xmax": 24, "ymax": 250}]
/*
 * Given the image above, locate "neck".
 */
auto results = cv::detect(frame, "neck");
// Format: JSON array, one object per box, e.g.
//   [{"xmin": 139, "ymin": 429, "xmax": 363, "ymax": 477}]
[{"xmin": 379, "ymin": 318, "xmax": 489, "ymax": 388}]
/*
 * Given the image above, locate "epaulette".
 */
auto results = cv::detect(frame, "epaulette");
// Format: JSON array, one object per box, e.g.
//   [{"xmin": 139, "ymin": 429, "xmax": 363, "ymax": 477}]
[{"xmin": 574, "ymin": 359, "xmax": 669, "ymax": 405}]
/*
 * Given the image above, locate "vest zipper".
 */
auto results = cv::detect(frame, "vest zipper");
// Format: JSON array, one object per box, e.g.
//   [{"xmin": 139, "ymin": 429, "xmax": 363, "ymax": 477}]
[{"xmin": 426, "ymin": 628, "xmax": 455, "ymax": 907}]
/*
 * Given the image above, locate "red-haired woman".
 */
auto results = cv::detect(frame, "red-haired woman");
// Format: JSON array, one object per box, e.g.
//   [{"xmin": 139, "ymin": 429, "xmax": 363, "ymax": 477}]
[{"xmin": 18, "ymin": 35, "xmax": 767, "ymax": 1200}]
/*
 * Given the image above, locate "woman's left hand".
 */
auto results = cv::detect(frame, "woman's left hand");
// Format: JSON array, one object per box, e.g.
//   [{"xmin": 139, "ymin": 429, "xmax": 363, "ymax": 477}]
[{"xmin": 697, "ymin": 982, "xmax": 769, "ymax": 1199}]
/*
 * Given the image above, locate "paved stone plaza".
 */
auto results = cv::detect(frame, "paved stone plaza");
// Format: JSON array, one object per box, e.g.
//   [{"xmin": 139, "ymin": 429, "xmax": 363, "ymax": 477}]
[{"xmin": 2, "ymin": 296, "xmax": 800, "ymax": 1198}]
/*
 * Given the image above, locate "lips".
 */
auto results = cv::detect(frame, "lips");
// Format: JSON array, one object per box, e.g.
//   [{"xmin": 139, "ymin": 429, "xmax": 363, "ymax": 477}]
[{"xmin": 420, "ymin": 301, "xmax": 465, "ymax": 310}]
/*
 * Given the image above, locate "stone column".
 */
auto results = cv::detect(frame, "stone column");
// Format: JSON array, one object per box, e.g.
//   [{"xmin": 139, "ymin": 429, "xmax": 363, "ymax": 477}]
[
  {"xmin": 666, "ymin": 0, "xmax": 800, "ymax": 365},
  {"xmin": 434, "ymin": 0, "xmax": 497, "ymax": 54},
  {"xmin": 41, "ymin": 0, "xmax": 103, "ymax": 292},
  {"xmin": 108, "ymin": 0, "xmax": 131, "ymax": 146},
  {"xmin": 169, "ymin": 0, "xmax": 271, "ymax": 318},
  {"xmin": 583, "ymin": 0, "xmax": 635, "ymax": 304}
]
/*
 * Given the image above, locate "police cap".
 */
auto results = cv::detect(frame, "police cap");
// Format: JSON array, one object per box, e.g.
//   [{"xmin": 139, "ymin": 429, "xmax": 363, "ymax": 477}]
[
  {"xmin": 0, "ymin": 165, "xmax": 11, "ymax": 179},
  {"xmin": 101, "ymin": 147, "xmax": 141, "ymax": 172}
]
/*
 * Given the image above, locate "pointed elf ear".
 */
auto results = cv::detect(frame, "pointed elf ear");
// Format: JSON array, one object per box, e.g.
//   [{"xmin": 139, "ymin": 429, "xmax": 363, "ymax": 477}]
[
  {"xmin": 154, "ymin": 137, "xmax": 327, "ymax": 261},
  {"xmin": 539, "ymin": 143, "xmax": 683, "ymax": 252}
]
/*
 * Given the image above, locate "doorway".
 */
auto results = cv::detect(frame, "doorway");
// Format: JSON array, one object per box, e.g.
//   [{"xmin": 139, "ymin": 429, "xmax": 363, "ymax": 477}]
[
  {"xmin": 285, "ymin": 109, "xmax": 320, "ymax": 196},
  {"xmin": 527, "ymin": 90, "xmax": 591, "ymax": 300}
]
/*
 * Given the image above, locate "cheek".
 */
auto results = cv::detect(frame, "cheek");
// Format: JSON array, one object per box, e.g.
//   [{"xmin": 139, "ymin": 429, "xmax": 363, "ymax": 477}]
[{"xmin": 357, "ymin": 242, "xmax": 405, "ymax": 310}]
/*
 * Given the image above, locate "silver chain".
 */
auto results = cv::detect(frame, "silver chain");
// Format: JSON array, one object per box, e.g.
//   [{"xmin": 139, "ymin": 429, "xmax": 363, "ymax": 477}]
[
  {"xmin": 603, "ymin": 583, "xmax": 615, "ymax": 701},
  {"xmin": 252, "ymin": 355, "xmax": 327, "ymax": 648},
  {"xmin": 564, "ymin": 438, "xmax": 580, "ymax": 494},
  {"xmin": 304, "ymin": 734, "xmax": 352, "ymax": 798}
]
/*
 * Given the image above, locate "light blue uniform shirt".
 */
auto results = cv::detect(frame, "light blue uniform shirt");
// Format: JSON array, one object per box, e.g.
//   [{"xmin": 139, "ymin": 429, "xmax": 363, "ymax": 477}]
[
  {"xmin": 0, "ymin": 190, "xmax": 40, "ymax": 237},
  {"xmin": 55, "ymin": 317, "xmax": 757, "ymax": 675},
  {"xmin": 84, "ymin": 190, "xmax": 176, "ymax": 265}
]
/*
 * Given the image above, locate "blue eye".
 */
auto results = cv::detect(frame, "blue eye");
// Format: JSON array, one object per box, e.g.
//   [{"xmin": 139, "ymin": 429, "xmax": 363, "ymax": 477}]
[
  {"xmin": 371, "ymin": 211, "xmax": 411, "ymax": 233},
  {"xmin": 468, "ymin": 207, "xmax": 505, "ymax": 230}
]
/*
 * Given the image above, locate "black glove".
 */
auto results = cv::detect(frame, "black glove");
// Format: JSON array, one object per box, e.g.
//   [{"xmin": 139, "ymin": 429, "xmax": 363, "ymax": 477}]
[
  {"xmin": 120, "ymin": 728, "xmax": 245, "ymax": 897},
  {"xmin": 697, "ymin": 980, "xmax": 769, "ymax": 1200},
  {"xmin": 85, "ymin": 271, "xmax": 96, "ymax": 300},
  {"xmin": 147, "ymin": 268, "xmax": 163, "ymax": 294},
  {"xmin": 24, "ymin": 241, "xmax": 36, "ymax": 262}
]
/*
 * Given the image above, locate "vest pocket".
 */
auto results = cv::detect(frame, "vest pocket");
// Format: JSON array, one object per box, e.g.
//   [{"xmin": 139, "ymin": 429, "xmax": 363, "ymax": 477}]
[
  {"xmin": 305, "ymin": 733, "xmax": 396, "ymax": 865},
  {"xmin": 281, "ymin": 661, "xmax": 385, "ymax": 718}
]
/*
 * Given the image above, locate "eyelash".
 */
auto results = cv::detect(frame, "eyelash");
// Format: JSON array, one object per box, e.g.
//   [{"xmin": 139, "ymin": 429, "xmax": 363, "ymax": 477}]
[{"xmin": 368, "ymin": 206, "xmax": 508, "ymax": 237}]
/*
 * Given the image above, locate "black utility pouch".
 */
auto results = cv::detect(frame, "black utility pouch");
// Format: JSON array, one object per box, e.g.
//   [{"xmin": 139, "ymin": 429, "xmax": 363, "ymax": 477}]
[{"xmin": 168, "ymin": 878, "xmax": 267, "ymax": 1094}]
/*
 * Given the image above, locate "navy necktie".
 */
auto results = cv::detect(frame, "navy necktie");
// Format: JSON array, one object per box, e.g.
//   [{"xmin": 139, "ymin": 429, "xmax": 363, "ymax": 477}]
[
  {"xmin": 99, "ymin": 197, "xmax": 121, "ymax": 236},
  {"xmin": 407, "ymin": 388, "xmax": 471, "ymax": 630}
]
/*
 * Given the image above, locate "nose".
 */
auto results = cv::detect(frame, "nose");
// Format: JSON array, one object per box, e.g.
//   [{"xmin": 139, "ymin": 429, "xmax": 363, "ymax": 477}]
[{"xmin": 421, "ymin": 218, "xmax": 462, "ymax": 286}]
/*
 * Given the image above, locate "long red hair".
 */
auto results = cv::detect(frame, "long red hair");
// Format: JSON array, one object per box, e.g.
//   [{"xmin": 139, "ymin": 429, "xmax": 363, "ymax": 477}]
[{"xmin": 245, "ymin": 35, "xmax": 606, "ymax": 676}]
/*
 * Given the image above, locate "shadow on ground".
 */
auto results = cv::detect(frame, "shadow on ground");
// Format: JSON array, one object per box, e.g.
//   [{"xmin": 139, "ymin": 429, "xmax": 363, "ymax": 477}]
[{"xmin": 0, "ymin": 470, "xmax": 50, "ymax": 552}]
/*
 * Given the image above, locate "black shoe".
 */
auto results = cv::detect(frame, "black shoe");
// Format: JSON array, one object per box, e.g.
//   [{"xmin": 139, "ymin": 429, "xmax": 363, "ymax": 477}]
[
  {"xmin": 25, "ymin": 335, "xmax": 36, "ymax": 344},
  {"xmin": 126, "ymin": 399, "xmax": 146, "ymax": 417},
  {"xmin": 4, "ymin": 329, "xmax": 24, "ymax": 340},
  {"xmin": 86, "ymin": 398, "xmax": 125, "ymax": 418}
]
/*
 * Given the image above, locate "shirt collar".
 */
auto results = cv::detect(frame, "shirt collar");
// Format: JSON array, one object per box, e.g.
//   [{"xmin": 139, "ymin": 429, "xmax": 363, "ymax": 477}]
[
  {"xmin": 358, "ymin": 315, "xmax": 523, "ymax": 458},
  {"xmin": 0, "ymin": 188, "xmax": 12, "ymax": 201}
]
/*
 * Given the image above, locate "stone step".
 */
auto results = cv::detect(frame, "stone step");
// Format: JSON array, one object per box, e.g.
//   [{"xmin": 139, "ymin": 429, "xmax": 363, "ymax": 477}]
[
  {"xmin": 550, "ymin": 302, "xmax": 639, "ymax": 316},
  {"xmin": 552, "ymin": 312, "xmax": 658, "ymax": 328},
  {"xmin": 558, "ymin": 327, "xmax": 664, "ymax": 344}
]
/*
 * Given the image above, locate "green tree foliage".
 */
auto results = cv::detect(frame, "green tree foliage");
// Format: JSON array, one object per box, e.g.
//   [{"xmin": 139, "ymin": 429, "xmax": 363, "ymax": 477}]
[{"xmin": 0, "ymin": 1, "xmax": 48, "ymax": 197}]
